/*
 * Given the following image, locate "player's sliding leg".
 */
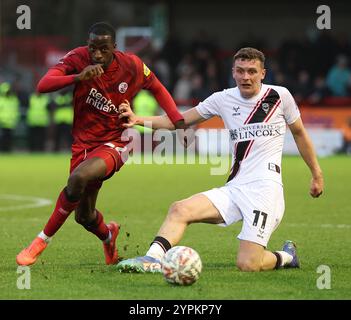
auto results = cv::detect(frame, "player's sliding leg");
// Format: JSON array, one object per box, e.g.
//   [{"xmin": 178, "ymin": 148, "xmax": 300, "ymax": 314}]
[
  {"xmin": 147, "ymin": 194, "xmax": 224, "ymax": 258},
  {"xmin": 16, "ymin": 157, "xmax": 108, "ymax": 266},
  {"xmin": 236, "ymin": 240, "xmax": 298, "ymax": 271},
  {"xmin": 116, "ymin": 188, "xmax": 300, "ymax": 273},
  {"xmin": 117, "ymin": 194, "xmax": 223, "ymax": 273},
  {"xmin": 75, "ymin": 186, "xmax": 120, "ymax": 265},
  {"xmin": 236, "ymin": 241, "xmax": 277, "ymax": 271}
]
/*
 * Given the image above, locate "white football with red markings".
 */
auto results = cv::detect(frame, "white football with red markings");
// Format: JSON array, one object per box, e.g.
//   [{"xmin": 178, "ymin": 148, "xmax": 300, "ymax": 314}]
[{"xmin": 161, "ymin": 246, "xmax": 202, "ymax": 286}]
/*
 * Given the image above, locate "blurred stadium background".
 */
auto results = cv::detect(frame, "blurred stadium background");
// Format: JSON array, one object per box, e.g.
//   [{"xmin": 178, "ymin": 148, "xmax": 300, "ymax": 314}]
[{"xmin": 1, "ymin": 0, "xmax": 351, "ymax": 155}]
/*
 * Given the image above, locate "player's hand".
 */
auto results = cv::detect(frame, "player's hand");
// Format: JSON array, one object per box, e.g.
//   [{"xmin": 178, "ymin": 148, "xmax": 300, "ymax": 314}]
[
  {"xmin": 118, "ymin": 100, "xmax": 137, "ymax": 128},
  {"xmin": 76, "ymin": 64, "xmax": 104, "ymax": 81},
  {"xmin": 310, "ymin": 175, "xmax": 324, "ymax": 198}
]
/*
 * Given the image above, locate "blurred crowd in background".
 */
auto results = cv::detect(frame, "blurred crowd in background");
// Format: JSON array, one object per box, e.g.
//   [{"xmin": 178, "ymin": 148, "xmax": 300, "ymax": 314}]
[{"xmin": 144, "ymin": 31, "xmax": 351, "ymax": 105}]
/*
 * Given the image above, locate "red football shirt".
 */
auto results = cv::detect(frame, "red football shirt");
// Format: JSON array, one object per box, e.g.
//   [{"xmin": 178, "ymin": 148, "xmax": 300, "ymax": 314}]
[{"xmin": 52, "ymin": 46, "xmax": 176, "ymax": 152}]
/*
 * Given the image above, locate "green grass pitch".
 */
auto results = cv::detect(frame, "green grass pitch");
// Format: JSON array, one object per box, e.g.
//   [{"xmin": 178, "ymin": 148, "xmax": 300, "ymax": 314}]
[{"xmin": 0, "ymin": 154, "xmax": 350, "ymax": 300}]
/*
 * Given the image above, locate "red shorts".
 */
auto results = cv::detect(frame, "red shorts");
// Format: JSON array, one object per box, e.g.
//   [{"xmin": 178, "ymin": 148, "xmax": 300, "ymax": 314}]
[{"xmin": 70, "ymin": 142, "xmax": 128, "ymax": 190}]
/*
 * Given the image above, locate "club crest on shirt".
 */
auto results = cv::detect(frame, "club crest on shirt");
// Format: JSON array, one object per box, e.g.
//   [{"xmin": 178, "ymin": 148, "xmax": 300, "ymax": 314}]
[
  {"xmin": 262, "ymin": 103, "xmax": 270, "ymax": 113},
  {"xmin": 118, "ymin": 82, "xmax": 128, "ymax": 93}
]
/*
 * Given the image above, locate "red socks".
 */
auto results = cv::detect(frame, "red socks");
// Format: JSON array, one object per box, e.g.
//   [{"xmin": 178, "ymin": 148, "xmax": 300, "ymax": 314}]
[
  {"xmin": 83, "ymin": 210, "xmax": 110, "ymax": 241},
  {"xmin": 42, "ymin": 189, "xmax": 109, "ymax": 241},
  {"xmin": 43, "ymin": 189, "xmax": 79, "ymax": 237}
]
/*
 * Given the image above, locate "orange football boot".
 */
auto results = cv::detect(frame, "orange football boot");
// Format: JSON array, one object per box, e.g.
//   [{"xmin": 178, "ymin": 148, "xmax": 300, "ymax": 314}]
[
  {"xmin": 16, "ymin": 237, "xmax": 47, "ymax": 266},
  {"xmin": 103, "ymin": 222, "xmax": 120, "ymax": 265}
]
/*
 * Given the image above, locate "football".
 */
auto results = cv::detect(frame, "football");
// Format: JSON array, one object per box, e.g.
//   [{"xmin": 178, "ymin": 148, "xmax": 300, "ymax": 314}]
[{"xmin": 161, "ymin": 246, "xmax": 202, "ymax": 286}]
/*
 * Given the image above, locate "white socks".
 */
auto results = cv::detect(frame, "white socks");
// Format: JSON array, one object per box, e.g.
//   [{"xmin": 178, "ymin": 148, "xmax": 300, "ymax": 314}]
[
  {"xmin": 38, "ymin": 231, "xmax": 52, "ymax": 243},
  {"xmin": 146, "ymin": 242, "xmax": 166, "ymax": 261},
  {"xmin": 275, "ymin": 250, "xmax": 293, "ymax": 267}
]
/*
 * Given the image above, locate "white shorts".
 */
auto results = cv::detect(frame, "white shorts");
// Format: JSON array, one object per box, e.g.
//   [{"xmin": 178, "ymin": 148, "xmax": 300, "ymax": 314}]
[{"xmin": 201, "ymin": 180, "xmax": 285, "ymax": 247}]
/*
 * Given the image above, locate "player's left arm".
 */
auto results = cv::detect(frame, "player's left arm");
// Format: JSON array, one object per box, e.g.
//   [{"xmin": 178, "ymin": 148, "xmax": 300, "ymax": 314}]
[
  {"xmin": 133, "ymin": 55, "xmax": 185, "ymax": 129},
  {"xmin": 288, "ymin": 117, "xmax": 324, "ymax": 198}
]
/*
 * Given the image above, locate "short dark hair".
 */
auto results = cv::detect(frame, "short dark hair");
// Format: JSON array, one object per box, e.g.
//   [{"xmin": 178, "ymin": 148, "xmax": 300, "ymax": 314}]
[
  {"xmin": 233, "ymin": 47, "xmax": 265, "ymax": 67},
  {"xmin": 88, "ymin": 22, "xmax": 116, "ymax": 42}
]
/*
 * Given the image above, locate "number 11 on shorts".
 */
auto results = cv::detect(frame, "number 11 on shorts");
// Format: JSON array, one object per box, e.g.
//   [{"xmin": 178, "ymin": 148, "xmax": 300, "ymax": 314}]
[{"xmin": 252, "ymin": 210, "xmax": 268, "ymax": 229}]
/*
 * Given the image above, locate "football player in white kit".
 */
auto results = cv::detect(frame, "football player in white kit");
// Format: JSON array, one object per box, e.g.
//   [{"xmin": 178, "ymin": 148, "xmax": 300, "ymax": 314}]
[{"xmin": 117, "ymin": 47, "xmax": 324, "ymax": 272}]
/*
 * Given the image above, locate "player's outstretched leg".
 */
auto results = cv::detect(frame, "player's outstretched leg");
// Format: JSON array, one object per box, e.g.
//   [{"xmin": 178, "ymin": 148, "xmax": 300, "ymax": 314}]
[
  {"xmin": 117, "ymin": 195, "xmax": 223, "ymax": 273},
  {"xmin": 16, "ymin": 188, "xmax": 80, "ymax": 266}
]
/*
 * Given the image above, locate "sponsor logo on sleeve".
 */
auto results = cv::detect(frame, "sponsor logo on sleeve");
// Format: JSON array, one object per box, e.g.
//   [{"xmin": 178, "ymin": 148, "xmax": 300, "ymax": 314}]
[{"xmin": 143, "ymin": 63, "xmax": 151, "ymax": 77}]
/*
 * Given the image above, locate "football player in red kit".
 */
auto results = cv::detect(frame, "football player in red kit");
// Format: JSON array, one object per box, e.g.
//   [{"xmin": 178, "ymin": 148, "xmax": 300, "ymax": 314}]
[{"xmin": 16, "ymin": 22, "xmax": 184, "ymax": 266}]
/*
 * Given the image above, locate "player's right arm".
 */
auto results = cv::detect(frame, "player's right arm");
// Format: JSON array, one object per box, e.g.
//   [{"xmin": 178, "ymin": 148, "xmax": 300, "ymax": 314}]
[
  {"xmin": 118, "ymin": 100, "xmax": 206, "ymax": 130},
  {"xmin": 37, "ymin": 48, "xmax": 105, "ymax": 93},
  {"xmin": 37, "ymin": 65, "xmax": 104, "ymax": 93}
]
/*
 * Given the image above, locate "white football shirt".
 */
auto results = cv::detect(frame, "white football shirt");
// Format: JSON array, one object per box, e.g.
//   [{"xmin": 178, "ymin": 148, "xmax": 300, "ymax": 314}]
[{"xmin": 196, "ymin": 84, "xmax": 300, "ymax": 185}]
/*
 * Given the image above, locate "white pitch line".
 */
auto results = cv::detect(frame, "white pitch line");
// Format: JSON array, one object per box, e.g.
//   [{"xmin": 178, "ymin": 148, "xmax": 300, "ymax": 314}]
[
  {"xmin": 0, "ymin": 194, "xmax": 52, "ymax": 211},
  {"xmin": 285, "ymin": 222, "xmax": 351, "ymax": 229}
]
